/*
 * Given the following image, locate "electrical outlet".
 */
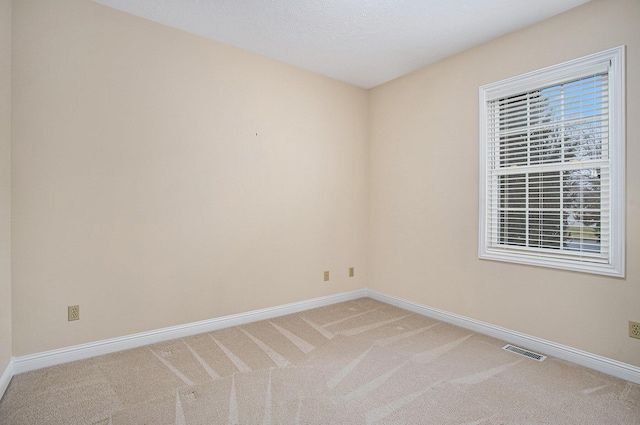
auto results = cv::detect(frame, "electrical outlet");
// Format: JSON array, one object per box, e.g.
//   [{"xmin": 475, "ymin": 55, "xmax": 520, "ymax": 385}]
[
  {"xmin": 630, "ymin": 321, "xmax": 640, "ymax": 339},
  {"xmin": 349, "ymin": 267, "xmax": 355, "ymax": 277},
  {"xmin": 68, "ymin": 305, "xmax": 79, "ymax": 321},
  {"xmin": 323, "ymin": 271, "xmax": 330, "ymax": 282}
]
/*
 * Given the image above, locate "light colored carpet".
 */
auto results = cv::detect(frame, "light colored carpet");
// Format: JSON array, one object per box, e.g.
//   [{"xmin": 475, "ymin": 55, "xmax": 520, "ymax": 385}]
[{"xmin": 1, "ymin": 298, "xmax": 639, "ymax": 424}]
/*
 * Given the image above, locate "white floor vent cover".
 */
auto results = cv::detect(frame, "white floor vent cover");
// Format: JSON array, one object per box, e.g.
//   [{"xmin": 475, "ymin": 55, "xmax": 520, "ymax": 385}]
[{"xmin": 502, "ymin": 344, "xmax": 547, "ymax": 361}]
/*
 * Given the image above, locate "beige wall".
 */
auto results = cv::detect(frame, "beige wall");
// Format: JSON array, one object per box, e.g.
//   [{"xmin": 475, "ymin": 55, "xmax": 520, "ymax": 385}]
[
  {"xmin": 8, "ymin": 0, "xmax": 640, "ymax": 371},
  {"xmin": 0, "ymin": 0, "xmax": 12, "ymax": 372},
  {"xmin": 369, "ymin": 0, "xmax": 640, "ymax": 367},
  {"xmin": 11, "ymin": 0, "xmax": 369, "ymax": 356}
]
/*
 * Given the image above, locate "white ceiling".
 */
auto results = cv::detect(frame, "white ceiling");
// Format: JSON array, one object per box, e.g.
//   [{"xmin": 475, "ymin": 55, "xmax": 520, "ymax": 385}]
[{"xmin": 90, "ymin": 0, "xmax": 591, "ymax": 89}]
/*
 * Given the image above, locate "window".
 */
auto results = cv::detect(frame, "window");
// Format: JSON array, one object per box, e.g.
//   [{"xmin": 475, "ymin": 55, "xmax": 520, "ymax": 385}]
[{"xmin": 479, "ymin": 47, "xmax": 625, "ymax": 277}]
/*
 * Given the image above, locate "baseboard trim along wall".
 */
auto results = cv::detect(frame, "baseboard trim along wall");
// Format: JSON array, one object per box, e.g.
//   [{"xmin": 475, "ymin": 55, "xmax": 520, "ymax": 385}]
[
  {"xmin": 0, "ymin": 359, "xmax": 13, "ymax": 401},
  {"xmin": 9, "ymin": 288, "xmax": 640, "ymax": 386},
  {"xmin": 367, "ymin": 289, "xmax": 640, "ymax": 385},
  {"xmin": 12, "ymin": 289, "xmax": 367, "ymax": 375}
]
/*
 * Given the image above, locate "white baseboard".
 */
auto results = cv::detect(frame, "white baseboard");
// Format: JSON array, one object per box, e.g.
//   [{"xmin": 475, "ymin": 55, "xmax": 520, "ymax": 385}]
[
  {"xmin": 0, "ymin": 358, "xmax": 14, "ymax": 400},
  {"xmin": 367, "ymin": 289, "xmax": 640, "ymax": 385},
  {"xmin": 13, "ymin": 289, "xmax": 367, "ymax": 374},
  {"xmin": 11, "ymin": 287, "xmax": 640, "ymax": 385}
]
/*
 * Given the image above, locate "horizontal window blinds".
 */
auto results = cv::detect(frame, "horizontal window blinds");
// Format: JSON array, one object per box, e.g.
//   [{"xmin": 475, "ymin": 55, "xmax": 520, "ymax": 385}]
[
  {"xmin": 485, "ymin": 73, "xmax": 609, "ymax": 262},
  {"xmin": 479, "ymin": 46, "xmax": 624, "ymax": 277}
]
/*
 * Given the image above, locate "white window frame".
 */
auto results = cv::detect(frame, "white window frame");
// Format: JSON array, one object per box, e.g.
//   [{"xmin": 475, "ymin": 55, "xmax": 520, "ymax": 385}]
[{"xmin": 478, "ymin": 46, "xmax": 625, "ymax": 277}]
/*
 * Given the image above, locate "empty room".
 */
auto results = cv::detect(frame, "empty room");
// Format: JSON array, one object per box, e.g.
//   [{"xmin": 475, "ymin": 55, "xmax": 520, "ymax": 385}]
[{"xmin": 0, "ymin": 0, "xmax": 639, "ymax": 423}]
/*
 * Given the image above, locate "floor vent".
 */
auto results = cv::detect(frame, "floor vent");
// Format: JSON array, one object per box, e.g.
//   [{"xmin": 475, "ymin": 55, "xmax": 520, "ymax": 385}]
[{"xmin": 502, "ymin": 344, "xmax": 546, "ymax": 361}]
